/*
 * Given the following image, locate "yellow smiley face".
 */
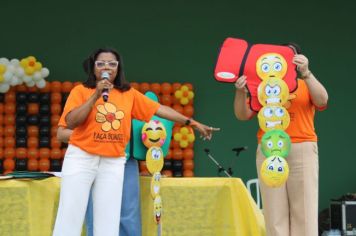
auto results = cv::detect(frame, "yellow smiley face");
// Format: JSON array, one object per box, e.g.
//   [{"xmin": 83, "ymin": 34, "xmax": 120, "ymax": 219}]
[
  {"xmin": 146, "ymin": 147, "xmax": 164, "ymax": 174},
  {"xmin": 256, "ymin": 53, "xmax": 288, "ymax": 80},
  {"xmin": 142, "ymin": 120, "xmax": 167, "ymax": 148},
  {"xmin": 257, "ymin": 77, "xmax": 289, "ymax": 106},
  {"xmin": 153, "ymin": 195, "xmax": 162, "ymax": 223},
  {"xmin": 260, "ymin": 155, "xmax": 289, "ymax": 188},
  {"xmin": 258, "ymin": 106, "xmax": 290, "ymax": 132}
]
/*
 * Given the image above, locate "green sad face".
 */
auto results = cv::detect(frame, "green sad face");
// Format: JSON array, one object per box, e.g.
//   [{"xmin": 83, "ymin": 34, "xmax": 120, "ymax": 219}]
[{"xmin": 261, "ymin": 130, "xmax": 291, "ymax": 158}]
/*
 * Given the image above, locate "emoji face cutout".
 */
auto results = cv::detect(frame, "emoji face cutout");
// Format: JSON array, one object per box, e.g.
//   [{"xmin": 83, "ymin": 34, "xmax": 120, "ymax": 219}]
[
  {"xmin": 260, "ymin": 155, "xmax": 289, "ymax": 188},
  {"xmin": 256, "ymin": 53, "xmax": 288, "ymax": 80},
  {"xmin": 257, "ymin": 77, "xmax": 289, "ymax": 106},
  {"xmin": 146, "ymin": 147, "xmax": 164, "ymax": 174},
  {"xmin": 258, "ymin": 106, "xmax": 290, "ymax": 132},
  {"xmin": 151, "ymin": 172, "xmax": 161, "ymax": 198},
  {"xmin": 142, "ymin": 120, "xmax": 167, "ymax": 148},
  {"xmin": 153, "ymin": 195, "xmax": 162, "ymax": 224},
  {"xmin": 261, "ymin": 130, "xmax": 291, "ymax": 158}
]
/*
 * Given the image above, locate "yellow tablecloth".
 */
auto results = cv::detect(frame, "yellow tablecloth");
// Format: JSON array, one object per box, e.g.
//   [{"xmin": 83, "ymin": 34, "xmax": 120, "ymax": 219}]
[{"xmin": 0, "ymin": 177, "xmax": 265, "ymax": 236}]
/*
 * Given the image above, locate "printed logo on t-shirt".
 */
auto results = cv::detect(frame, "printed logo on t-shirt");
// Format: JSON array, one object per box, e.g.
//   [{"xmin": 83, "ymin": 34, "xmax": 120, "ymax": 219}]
[{"xmin": 95, "ymin": 102, "xmax": 125, "ymax": 132}]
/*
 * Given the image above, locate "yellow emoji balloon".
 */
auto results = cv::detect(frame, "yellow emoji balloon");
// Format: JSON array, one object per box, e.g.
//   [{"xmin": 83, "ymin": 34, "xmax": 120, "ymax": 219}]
[
  {"xmin": 150, "ymin": 172, "xmax": 161, "ymax": 199},
  {"xmin": 146, "ymin": 147, "xmax": 164, "ymax": 174},
  {"xmin": 153, "ymin": 195, "xmax": 162, "ymax": 224},
  {"xmin": 256, "ymin": 53, "xmax": 288, "ymax": 80},
  {"xmin": 257, "ymin": 77, "xmax": 289, "ymax": 106},
  {"xmin": 258, "ymin": 105, "xmax": 290, "ymax": 132},
  {"xmin": 260, "ymin": 155, "xmax": 289, "ymax": 188},
  {"xmin": 142, "ymin": 120, "xmax": 167, "ymax": 148}
]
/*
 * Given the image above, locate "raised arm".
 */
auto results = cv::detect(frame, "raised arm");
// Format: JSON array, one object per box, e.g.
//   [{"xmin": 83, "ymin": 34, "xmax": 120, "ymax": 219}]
[{"xmin": 233, "ymin": 75, "xmax": 254, "ymax": 120}]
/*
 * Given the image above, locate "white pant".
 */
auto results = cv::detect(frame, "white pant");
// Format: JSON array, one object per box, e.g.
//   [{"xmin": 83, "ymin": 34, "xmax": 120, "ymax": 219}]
[{"xmin": 53, "ymin": 144, "xmax": 126, "ymax": 236}]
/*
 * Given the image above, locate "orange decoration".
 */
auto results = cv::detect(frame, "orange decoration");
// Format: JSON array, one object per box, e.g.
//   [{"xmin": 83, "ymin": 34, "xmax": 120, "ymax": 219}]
[
  {"xmin": 39, "ymin": 148, "xmax": 51, "ymax": 159},
  {"xmin": 4, "ymin": 103, "xmax": 15, "ymax": 114},
  {"xmin": 51, "ymin": 81, "xmax": 62, "ymax": 93},
  {"xmin": 165, "ymin": 148, "xmax": 172, "ymax": 160},
  {"xmin": 139, "ymin": 160, "xmax": 148, "ymax": 172},
  {"xmin": 51, "ymin": 92, "xmax": 62, "ymax": 104},
  {"xmin": 4, "ymin": 125, "xmax": 15, "ymax": 137},
  {"xmin": 172, "ymin": 104, "xmax": 183, "ymax": 114},
  {"xmin": 161, "ymin": 83, "xmax": 172, "ymax": 95},
  {"xmin": 51, "ymin": 137, "xmax": 62, "ymax": 149},
  {"xmin": 73, "ymin": 82, "xmax": 82, "ymax": 87},
  {"xmin": 139, "ymin": 170, "xmax": 150, "ymax": 176},
  {"xmin": 0, "ymin": 114, "xmax": 3, "ymax": 126},
  {"xmin": 183, "ymin": 105, "xmax": 194, "ymax": 117},
  {"xmin": 51, "ymin": 104, "xmax": 62, "ymax": 114},
  {"xmin": 16, "ymin": 84, "xmax": 28, "ymax": 92},
  {"xmin": 0, "ymin": 148, "xmax": 3, "ymax": 159},
  {"xmin": 27, "ymin": 158, "xmax": 38, "ymax": 171},
  {"xmin": 0, "ymin": 137, "xmax": 3, "ymax": 147},
  {"xmin": 183, "ymin": 159, "xmax": 194, "ymax": 170},
  {"xmin": 27, "ymin": 148, "xmax": 39, "ymax": 159},
  {"xmin": 183, "ymin": 170, "xmax": 194, "ymax": 177},
  {"xmin": 61, "ymin": 81, "xmax": 74, "ymax": 93},
  {"xmin": 50, "ymin": 148, "xmax": 62, "ymax": 159},
  {"xmin": 161, "ymin": 170, "xmax": 173, "ymax": 177},
  {"xmin": 182, "ymin": 83, "xmax": 194, "ymax": 90},
  {"xmin": 171, "ymin": 140, "xmax": 180, "ymax": 149},
  {"xmin": 28, "ymin": 103, "xmax": 39, "ymax": 114},
  {"xmin": 3, "ymin": 158, "xmax": 15, "ymax": 171},
  {"xmin": 27, "ymin": 137, "xmax": 39, "ymax": 148},
  {"xmin": 16, "ymin": 148, "xmax": 27, "ymax": 159},
  {"xmin": 4, "ymin": 114, "xmax": 15, "ymax": 126},
  {"xmin": 183, "ymin": 148, "xmax": 194, "ymax": 160},
  {"xmin": 51, "ymin": 115, "xmax": 61, "ymax": 126},
  {"xmin": 0, "ymin": 126, "xmax": 3, "ymax": 136},
  {"xmin": 160, "ymin": 94, "xmax": 172, "ymax": 106},
  {"xmin": 5, "ymin": 92, "xmax": 16, "ymax": 103},
  {"xmin": 0, "ymin": 103, "xmax": 3, "ymax": 113},
  {"xmin": 139, "ymin": 82, "xmax": 150, "ymax": 94},
  {"xmin": 4, "ymin": 148, "xmax": 15, "ymax": 159},
  {"xmin": 38, "ymin": 158, "xmax": 50, "ymax": 171},
  {"xmin": 150, "ymin": 83, "xmax": 161, "ymax": 95},
  {"xmin": 4, "ymin": 137, "xmax": 15, "ymax": 148},
  {"xmin": 39, "ymin": 82, "xmax": 51, "ymax": 93},
  {"xmin": 51, "ymin": 126, "xmax": 59, "ymax": 137},
  {"xmin": 27, "ymin": 126, "xmax": 39, "ymax": 137},
  {"xmin": 28, "ymin": 86, "xmax": 38, "ymax": 92},
  {"xmin": 172, "ymin": 148, "xmax": 183, "ymax": 160},
  {"xmin": 172, "ymin": 83, "xmax": 181, "ymax": 92},
  {"xmin": 130, "ymin": 82, "xmax": 140, "ymax": 90}
]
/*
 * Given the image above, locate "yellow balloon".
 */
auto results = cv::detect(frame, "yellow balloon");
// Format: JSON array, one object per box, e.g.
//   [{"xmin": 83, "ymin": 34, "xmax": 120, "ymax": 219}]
[
  {"xmin": 180, "ymin": 97, "xmax": 189, "ymax": 105},
  {"xmin": 181, "ymin": 85, "xmax": 189, "ymax": 92},
  {"xmin": 0, "ymin": 75, "xmax": 4, "ymax": 82},
  {"xmin": 146, "ymin": 147, "xmax": 164, "ymax": 174},
  {"xmin": 34, "ymin": 62, "xmax": 42, "ymax": 71},
  {"xmin": 187, "ymin": 134, "xmax": 195, "ymax": 142},
  {"xmin": 0, "ymin": 64, "xmax": 6, "ymax": 74},
  {"xmin": 179, "ymin": 140, "xmax": 188, "ymax": 148},
  {"xmin": 174, "ymin": 90, "xmax": 182, "ymax": 99},
  {"xmin": 260, "ymin": 155, "xmax": 289, "ymax": 188},
  {"xmin": 173, "ymin": 133, "xmax": 182, "ymax": 142},
  {"xmin": 25, "ymin": 67, "xmax": 35, "ymax": 76},
  {"xmin": 187, "ymin": 91, "xmax": 194, "ymax": 99},
  {"xmin": 256, "ymin": 53, "xmax": 288, "ymax": 81}
]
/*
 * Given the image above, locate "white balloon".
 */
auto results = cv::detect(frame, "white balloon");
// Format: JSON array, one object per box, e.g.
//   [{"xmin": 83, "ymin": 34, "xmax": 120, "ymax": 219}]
[
  {"xmin": 15, "ymin": 67, "xmax": 25, "ymax": 78},
  {"xmin": 33, "ymin": 71, "xmax": 42, "ymax": 81},
  {"xmin": 10, "ymin": 59, "xmax": 20, "ymax": 66},
  {"xmin": 26, "ymin": 80, "xmax": 35, "ymax": 87},
  {"xmin": 22, "ymin": 75, "xmax": 32, "ymax": 83},
  {"xmin": 0, "ymin": 58, "xmax": 9, "ymax": 65},
  {"xmin": 6, "ymin": 64, "xmax": 16, "ymax": 73},
  {"xmin": 36, "ymin": 79, "xmax": 46, "ymax": 88},
  {"xmin": 0, "ymin": 83, "xmax": 10, "ymax": 93},
  {"xmin": 3, "ymin": 71, "xmax": 13, "ymax": 82},
  {"xmin": 10, "ymin": 76, "xmax": 19, "ymax": 86},
  {"xmin": 41, "ymin": 67, "xmax": 50, "ymax": 77}
]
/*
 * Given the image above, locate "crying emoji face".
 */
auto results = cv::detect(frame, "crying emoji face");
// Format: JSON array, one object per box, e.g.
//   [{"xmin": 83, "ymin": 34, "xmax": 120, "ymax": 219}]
[
  {"xmin": 258, "ymin": 106, "xmax": 290, "ymax": 132},
  {"xmin": 257, "ymin": 77, "xmax": 289, "ymax": 106}
]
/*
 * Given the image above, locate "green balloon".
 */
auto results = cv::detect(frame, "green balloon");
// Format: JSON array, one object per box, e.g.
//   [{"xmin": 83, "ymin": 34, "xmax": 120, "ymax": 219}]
[{"xmin": 261, "ymin": 130, "xmax": 291, "ymax": 158}]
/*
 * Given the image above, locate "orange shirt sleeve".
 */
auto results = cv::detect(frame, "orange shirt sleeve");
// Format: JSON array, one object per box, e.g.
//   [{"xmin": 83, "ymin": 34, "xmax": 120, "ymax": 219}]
[{"xmin": 131, "ymin": 89, "xmax": 160, "ymax": 122}]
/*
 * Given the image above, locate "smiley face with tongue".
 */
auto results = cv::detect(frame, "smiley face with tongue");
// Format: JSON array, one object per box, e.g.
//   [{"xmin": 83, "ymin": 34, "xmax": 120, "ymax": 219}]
[{"xmin": 258, "ymin": 105, "xmax": 290, "ymax": 132}]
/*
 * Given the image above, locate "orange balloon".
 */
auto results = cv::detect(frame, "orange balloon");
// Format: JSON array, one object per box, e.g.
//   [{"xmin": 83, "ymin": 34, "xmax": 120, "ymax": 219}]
[
  {"xmin": 183, "ymin": 170, "xmax": 194, "ymax": 177},
  {"xmin": 51, "ymin": 126, "xmax": 59, "ymax": 137},
  {"xmin": 4, "ymin": 137, "xmax": 15, "ymax": 148},
  {"xmin": 50, "ymin": 148, "xmax": 62, "ymax": 159},
  {"xmin": 73, "ymin": 82, "xmax": 82, "ymax": 87},
  {"xmin": 172, "ymin": 94, "xmax": 181, "ymax": 105},
  {"xmin": 0, "ymin": 103, "xmax": 3, "ymax": 114},
  {"xmin": 4, "ymin": 114, "xmax": 15, "ymax": 126},
  {"xmin": 51, "ymin": 115, "xmax": 61, "ymax": 126},
  {"xmin": 39, "ymin": 148, "xmax": 50, "ymax": 159},
  {"xmin": 0, "ymin": 114, "xmax": 3, "ymax": 126},
  {"xmin": 27, "ymin": 158, "xmax": 38, "ymax": 171},
  {"xmin": 28, "ymin": 86, "xmax": 38, "ymax": 92},
  {"xmin": 0, "ymin": 126, "xmax": 3, "ymax": 136},
  {"xmin": 51, "ymin": 81, "xmax": 62, "ymax": 93},
  {"xmin": 171, "ymin": 140, "xmax": 180, "ymax": 149},
  {"xmin": 28, "ymin": 103, "xmax": 39, "ymax": 114},
  {"xmin": 39, "ymin": 82, "xmax": 51, "ymax": 93},
  {"xmin": 161, "ymin": 83, "xmax": 172, "ymax": 95},
  {"xmin": 51, "ymin": 92, "xmax": 62, "ymax": 104},
  {"xmin": 51, "ymin": 104, "xmax": 62, "ymax": 114},
  {"xmin": 0, "ymin": 148, "xmax": 3, "ymax": 159},
  {"xmin": 172, "ymin": 83, "xmax": 181, "ymax": 92},
  {"xmin": 183, "ymin": 83, "xmax": 194, "ymax": 90},
  {"xmin": 3, "ymin": 158, "xmax": 15, "ymax": 171},
  {"xmin": 183, "ymin": 105, "xmax": 194, "ymax": 117},
  {"xmin": 161, "ymin": 170, "xmax": 173, "ymax": 177},
  {"xmin": 16, "ymin": 148, "xmax": 27, "ymax": 159},
  {"xmin": 16, "ymin": 84, "xmax": 28, "ymax": 92},
  {"xmin": 139, "ymin": 170, "xmax": 150, "ymax": 176},
  {"xmin": 4, "ymin": 103, "xmax": 15, "ymax": 114},
  {"xmin": 139, "ymin": 82, "xmax": 150, "ymax": 94},
  {"xmin": 139, "ymin": 160, "xmax": 148, "ymax": 172},
  {"xmin": 4, "ymin": 148, "xmax": 15, "ymax": 159},
  {"xmin": 183, "ymin": 159, "xmax": 194, "ymax": 171},
  {"xmin": 160, "ymin": 94, "xmax": 172, "ymax": 106},
  {"xmin": 150, "ymin": 83, "xmax": 161, "ymax": 95},
  {"xmin": 183, "ymin": 148, "xmax": 194, "ymax": 160},
  {"xmin": 4, "ymin": 125, "xmax": 15, "ymax": 137},
  {"xmin": 27, "ymin": 126, "xmax": 39, "ymax": 137},
  {"xmin": 172, "ymin": 104, "xmax": 183, "ymax": 114},
  {"xmin": 51, "ymin": 137, "xmax": 62, "ymax": 149},
  {"xmin": 172, "ymin": 148, "xmax": 183, "ymax": 160},
  {"xmin": 165, "ymin": 148, "xmax": 172, "ymax": 160},
  {"xmin": 61, "ymin": 81, "xmax": 74, "ymax": 93},
  {"xmin": 130, "ymin": 82, "xmax": 140, "ymax": 90},
  {"xmin": 27, "ymin": 137, "xmax": 39, "ymax": 148},
  {"xmin": 38, "ymin": 158, "xmax": 50, "ymax": 171},
  {"xmin": 5, "ymin": 92, "xmax": 16, "ymax": 103},
  {"xmin": 27, "ymin": 148, "xmax": 39, "ymax": 159}
]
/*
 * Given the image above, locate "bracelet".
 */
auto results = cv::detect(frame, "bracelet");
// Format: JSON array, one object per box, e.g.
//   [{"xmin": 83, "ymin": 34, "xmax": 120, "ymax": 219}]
[{"xmin": 301, "ymin": 70, "xmax": 312, "ymax": 80}]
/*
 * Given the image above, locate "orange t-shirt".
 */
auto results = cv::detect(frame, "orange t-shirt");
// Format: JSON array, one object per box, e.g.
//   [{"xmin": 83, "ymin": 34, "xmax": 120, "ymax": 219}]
[
  {"xmin": 58, "ymin": 84, "xmax": 160, "ymax": 157},
  {"xmin": 257, "ymin": 79, "xmax": 325, "ymax": 143}
]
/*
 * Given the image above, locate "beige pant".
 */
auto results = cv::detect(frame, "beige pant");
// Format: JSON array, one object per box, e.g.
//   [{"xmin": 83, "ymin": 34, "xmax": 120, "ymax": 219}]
[{"xmin": 256, "ymin": 142, "xmax": 319, "ymax": 236}]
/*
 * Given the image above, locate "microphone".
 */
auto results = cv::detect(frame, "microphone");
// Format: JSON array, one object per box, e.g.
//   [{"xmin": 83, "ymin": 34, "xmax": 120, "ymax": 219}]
[
  {"xmin": 232, "ymin": 146, "xmax": 248, "ymax": 152},
  {"xmin": 101, "ymin": 72, "xmax": 110, "ymax": 102}
]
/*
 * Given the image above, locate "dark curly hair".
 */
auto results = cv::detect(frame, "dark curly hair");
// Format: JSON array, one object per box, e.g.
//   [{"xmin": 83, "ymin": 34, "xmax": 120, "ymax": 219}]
[{"xmin": 82, "ymin": 47, "xmax": 131, "ymax": 92}]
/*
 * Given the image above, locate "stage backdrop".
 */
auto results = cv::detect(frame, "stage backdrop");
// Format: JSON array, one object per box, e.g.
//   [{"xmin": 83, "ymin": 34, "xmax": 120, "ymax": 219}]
[{"xmin": 1, "ymin": 0, "xmax": 355, "ymax": 211}]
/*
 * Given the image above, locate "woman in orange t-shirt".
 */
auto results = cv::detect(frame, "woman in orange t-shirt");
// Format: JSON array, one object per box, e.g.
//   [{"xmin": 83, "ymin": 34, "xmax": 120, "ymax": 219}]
[
  {"xmin": 233, "ymin": 44, "xmax": 328, "ymax": 236},
  {"xmin": 53, "ymin": 47, "xmax": 219, "ymax": 236}
]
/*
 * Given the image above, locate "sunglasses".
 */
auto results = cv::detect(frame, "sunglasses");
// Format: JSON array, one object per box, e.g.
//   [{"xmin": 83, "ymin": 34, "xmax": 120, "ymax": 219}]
[{"xmin": 95, "ymin": 60, "xmax": 119, "ymax": 69}]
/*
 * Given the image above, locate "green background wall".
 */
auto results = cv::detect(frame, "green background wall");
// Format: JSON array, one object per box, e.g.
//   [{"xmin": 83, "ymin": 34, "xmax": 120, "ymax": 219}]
[{"xmin": 1, "ymin": 0, "xmax": 356, "ymax": 211}]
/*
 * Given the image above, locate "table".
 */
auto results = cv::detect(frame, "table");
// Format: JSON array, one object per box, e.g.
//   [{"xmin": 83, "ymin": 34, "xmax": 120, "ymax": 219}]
[{"xmin": 0, "ymin": 177, "xmax": 265, "ymax": 236}]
